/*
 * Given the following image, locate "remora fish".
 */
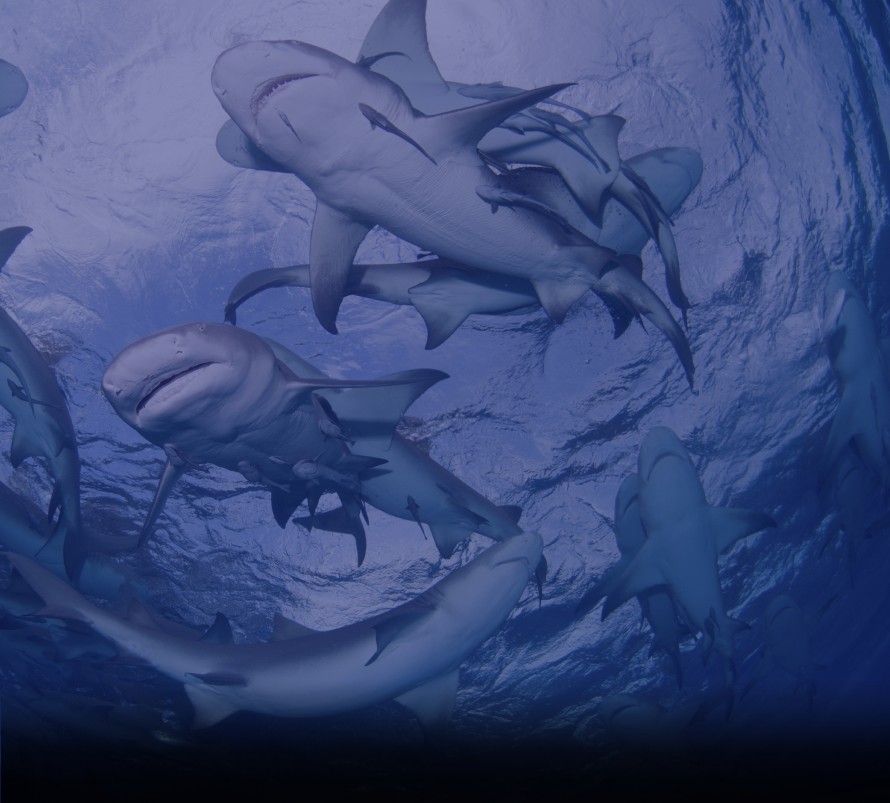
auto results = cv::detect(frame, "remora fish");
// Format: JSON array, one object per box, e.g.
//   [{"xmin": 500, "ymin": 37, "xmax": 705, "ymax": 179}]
[
  {"xmin": 5, "ymin": 530, "xmax": 543, "ymax": 731},
  {"xmin": 223, "ymin": 147, "xmax": 701, "ymax": 366},
  {"xmin": 577, "ymin": 427, "xmax": 775, "ymax": 685},
  {"xmin": 0, "ymin": 59, "xmax": 29, "ymax": 118},
  {"xmin": 819, "ymin": 271, "xmax": 890, "ymax": 493},
  {"xmin": 0, "ymin": 227, "xmax": 85, "ymax": 581},
  {"xmin": 211, "ymin": 38, "xmax": 693, "ymax": 384},
  {"xmin": 265, "ymin": 338, "xmax": 525, "ymax": 560},
  {"xmin": 101, "ymin": 323, "xmax": 521, "ymax": 561}
]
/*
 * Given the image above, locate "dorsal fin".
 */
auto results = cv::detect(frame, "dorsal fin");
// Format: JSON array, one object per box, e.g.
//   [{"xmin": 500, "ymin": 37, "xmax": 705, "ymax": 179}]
[
  {"xmin": 200, "ymin": 612, "xmax": 234, "ymax": 645},
  {"xmin": 358, "ymin": 0, "xmax": 448, "ymax": 99},
  {"xmin": 416, "ymin": 83, "xmax": 574, "ymax": 159}
]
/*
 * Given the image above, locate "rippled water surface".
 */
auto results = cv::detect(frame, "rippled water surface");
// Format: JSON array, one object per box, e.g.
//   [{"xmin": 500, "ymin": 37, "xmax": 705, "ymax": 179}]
[{"xmin": 1, "ymin": 0, "xmax": 889, "ymax": 792}]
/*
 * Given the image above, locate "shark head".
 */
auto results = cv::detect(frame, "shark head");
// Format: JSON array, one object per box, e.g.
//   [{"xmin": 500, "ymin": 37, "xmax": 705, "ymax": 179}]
[
  {"xmin": 428, "ymin": 531, "xmax": 542, "ymax": 645},
  {"xmin": 212, "ymin": 40, "xmax": 406, "ymax": 178},
  {"xmin": 102, "ymin": 322, "xmax": 281, "ymax": 441},
  {"xmin": 637, "ymin": 427, "xmax": 707, "ymax": 527}
]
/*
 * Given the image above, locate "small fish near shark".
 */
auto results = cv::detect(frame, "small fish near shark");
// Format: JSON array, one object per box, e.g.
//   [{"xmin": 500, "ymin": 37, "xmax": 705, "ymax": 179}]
[
  {"xmin": 0, "ymin": 59, "xmax": 28, "ymax": 118},
  {"xmin": 101, "ymin": 322, "xmax": 526, "ymax": 564},
  {"xmin": 4, "ymin": 529, "xmax": 543, "ymax": 733},
  {"xmin": 576, "ymin": 427, "xmax": 776, "ymax": 689},
  {"xmin": 211, "ymin": 12, "xmax": 696, "ymax": 386},
  {"xmin": 0, "ymin": 227, "xmax": 87, "ymax": 582},
  {"xmin": 223, "ymin": 146, "xmax": 701, "ymax": 372}
]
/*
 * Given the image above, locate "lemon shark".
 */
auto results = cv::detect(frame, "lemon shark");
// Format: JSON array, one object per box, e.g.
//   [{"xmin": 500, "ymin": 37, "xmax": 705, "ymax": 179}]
[
  {"xmin": 577, "ymin": 473, "xmax": 691, "ymax": 686},
  {"xmin": 819, "ymin": 270, "xmax": 890, "ymax": 494},
  {"xmin": 5, "ymin": 529, "xmax": 543, "ymax": 731},
  {"xmin": 210, "ymin": 37, "xmax": 693, "ymax": 385},
  {"xmin": 0, "ymin": 227, "xmax": 86, "ymax": 582},
  {"xmin": 0, "ymin": 59, "xmax": 28, "ymax": 118},
  {"xmin": 223, "ymin": 146, "xmax": 701, "ymax": 370},
  {"xmin": 101, "ymin": 323, "xmax": 525, "ymax": 562},
  {"xmin": 577, "ymin": 427, "xmax": 775, "ymax": 684}
]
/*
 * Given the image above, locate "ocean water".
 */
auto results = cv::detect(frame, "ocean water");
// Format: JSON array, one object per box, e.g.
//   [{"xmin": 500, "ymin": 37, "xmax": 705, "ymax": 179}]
[{"xmin": 1, "ymin": 0, "xmax": 889, "ymax": 794}]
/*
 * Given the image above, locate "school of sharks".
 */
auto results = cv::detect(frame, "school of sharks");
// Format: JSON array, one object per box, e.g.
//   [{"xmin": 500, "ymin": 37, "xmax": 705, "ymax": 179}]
[{"xmin": 2, "ymin": 0, "xmax": 890, "ymax": 788}]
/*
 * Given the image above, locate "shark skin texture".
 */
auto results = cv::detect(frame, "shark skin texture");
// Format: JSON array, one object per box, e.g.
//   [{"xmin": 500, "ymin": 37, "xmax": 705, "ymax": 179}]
[
  {"xmin": 222, "ymin": 146, "xmax": 702, "ymax": 364},
  {"xmin": 576, "ymin": 427, "xmax": 776, "ymax": 688},
  {"xmin": 0, "ymin": 227, "xmax": 86, "ymax": 582},
  {"xmin": 4, "ymin": 530, "xmax": 543, "ymax": 733},
  {"xmin": 819, "ymin": 271, "xmax": 890, "ymax": 497},
  {"xmin": 101, "ymin": 322, "xmax": 524, "ymax": 563},
  {"xmin": 0, "ymin": 59, "xmax": 28, "ymax": 118},
  {"xmin": 210, "ymin": 28, "xmax": 695, "ymax": 387}
]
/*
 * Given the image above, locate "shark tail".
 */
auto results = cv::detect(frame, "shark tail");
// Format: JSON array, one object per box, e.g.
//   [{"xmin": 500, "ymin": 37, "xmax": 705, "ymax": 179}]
[{"xmin": 2, "ymin": 551, "xmax": 95, "ymax": 625}]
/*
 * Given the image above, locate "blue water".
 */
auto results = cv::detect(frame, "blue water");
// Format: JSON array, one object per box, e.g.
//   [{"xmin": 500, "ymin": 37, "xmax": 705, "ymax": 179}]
[{"xmin": 1, "ymin": 0, "xmax": 890, "ymax": 793}]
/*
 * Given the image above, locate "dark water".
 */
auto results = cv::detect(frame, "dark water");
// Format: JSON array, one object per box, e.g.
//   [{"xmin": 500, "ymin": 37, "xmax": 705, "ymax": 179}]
[{"xmin": 2, "ymin": 0, "xmax": 890, "ymax": 795}]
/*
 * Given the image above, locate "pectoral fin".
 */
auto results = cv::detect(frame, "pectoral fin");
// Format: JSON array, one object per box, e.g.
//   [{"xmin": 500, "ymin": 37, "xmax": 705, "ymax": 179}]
[
  {"xmin": 366, "ymin": 609, "xmax": 432, "ymax": 665},
  {"xmin": 710, "ymin": 507, "xmax": 776, "ymax": 554},
  {"xmin": 395, "ymin": 669, "xmax": 460, "ymax": 736},
  {"xmin": 184, "ymin": 684, "xmax": 241, "ymax": 729},
  {"xmin": 309, "ymin": 201, "xmax": 371, "ymax": 334},
  {"xmin": 139, "ymin": 458, "xmax": 185, "ymax": 547}
]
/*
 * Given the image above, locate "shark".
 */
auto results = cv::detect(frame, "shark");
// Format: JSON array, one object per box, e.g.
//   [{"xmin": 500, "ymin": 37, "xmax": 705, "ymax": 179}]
[
  {"xmin": 217, "ymin": 0, "xmax": 694, "ymax": 323},
  {"xmin": 5, "ymin": 529, "xmax": 543, "ymax": 732},
  {"xmin": 101, "ymin": 323, "xmax": 524, "ymax": 563},
  {"xmin": 583, "ymin": 473, "xmax": 691, "ymax": 686},
  {"xmin": 0, "ymin": 59, "xmax": 28, "ymax": 118},
  {"xmin": 210, "ymin": 34, "xmax": 694, "ymax": 386},
  {"xmin": 819, "ymin": 270, "xmax": 890, "ymax": 494},
  {"xmin": 0, "ymin": 479, "xmax": 132, "ymax": 602},
  {"xmin": 223, "ymin": 146, "xmax": 701, "ymax": 364},
  {"xmin": 741, "ymin": 593, "xmax": 823, "ymax": 709},
  {"xmin": 0, "ymin": 227, "xmax": 86, "ymax": 582},
  {"xmin": 576, "ymin": 427, "xmax": 775, "ymax": 685}
]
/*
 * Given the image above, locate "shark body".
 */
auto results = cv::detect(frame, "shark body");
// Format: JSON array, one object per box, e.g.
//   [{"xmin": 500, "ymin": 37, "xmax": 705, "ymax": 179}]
[
  {"xmin": 577, "ymin": 427, "xmax": 774, "ymax": 683},
  {"xmin": 211, "ymin": 32, "xmax": 694, "ymax": 385},
  {"xmin": 0, "ymin": 227, "xmax": 85, "ymax": 580},
  {"xmin": 820, "ymin": 271, "xmax": 890, "ymax": 493},
  {"xmin": 217, "ymin": 0, "xmax": 695, "ymax": 322},
  {"xmin": 224, "ymin": 147, "xmax": 701, "ymax": 359},
  {"xmin": 6, "ymin": 530, "xmax": 543, "ymax": 731},
  {"xmin": 101, "ymin": 323, "xmax": 523, "ymax": 561}
]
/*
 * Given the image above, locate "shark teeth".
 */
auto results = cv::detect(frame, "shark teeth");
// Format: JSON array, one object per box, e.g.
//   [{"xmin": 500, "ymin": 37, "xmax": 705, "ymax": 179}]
[
  {"xmin": 137, "ymin": 362, "xmax": 213, "ymax": 415},
  {"xmin": 250, "ymin": 73, "xmax": 319, "ymax": 118}
]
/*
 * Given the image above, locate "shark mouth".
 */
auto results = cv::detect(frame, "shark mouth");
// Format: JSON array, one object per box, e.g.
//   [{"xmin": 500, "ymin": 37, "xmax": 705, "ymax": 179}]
[
  {"xmin": 250, "ymin": 73, "xmax": 319, "ymax": 118},
  {"xmin": 644, "ymin": 450, "xmax": 687, "ymax": 481},
  {"xmin": 136, "ymin": 362, "xmax": 214, "ymax": 415}
]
